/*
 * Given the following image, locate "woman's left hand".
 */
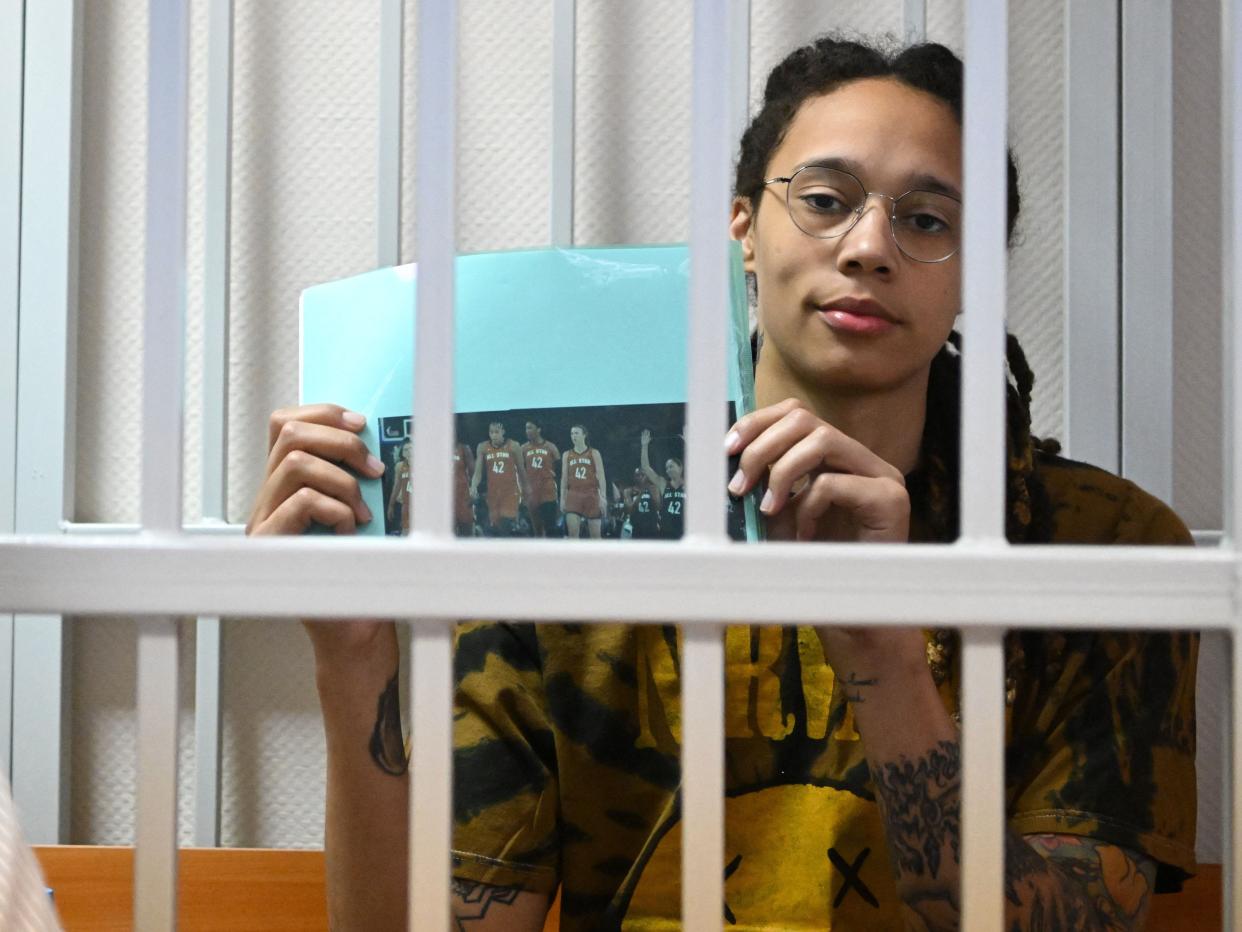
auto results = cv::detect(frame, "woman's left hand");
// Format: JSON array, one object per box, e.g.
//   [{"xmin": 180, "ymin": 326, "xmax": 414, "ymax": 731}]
[{"xmin": 726, "ymin": 398, "xmax": 910, "ymax": 544}]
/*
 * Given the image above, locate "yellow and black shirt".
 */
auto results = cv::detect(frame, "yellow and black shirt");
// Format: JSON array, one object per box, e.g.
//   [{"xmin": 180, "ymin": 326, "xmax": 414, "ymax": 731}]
[{"xmin": 449, "ymin": 454, "xmax": 1198, "ymax": 930}]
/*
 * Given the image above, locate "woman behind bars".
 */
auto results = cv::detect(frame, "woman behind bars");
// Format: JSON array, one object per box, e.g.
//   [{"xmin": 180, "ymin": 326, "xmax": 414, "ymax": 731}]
[{"xmin": 247, "ymin": 35, "xmax": 1196, "ymax": 932}]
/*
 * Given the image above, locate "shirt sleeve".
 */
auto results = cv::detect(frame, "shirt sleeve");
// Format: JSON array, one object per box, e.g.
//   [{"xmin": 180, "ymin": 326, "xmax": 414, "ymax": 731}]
[
  {"xmin": 1007, "ymin": 482, "xmax": 1198, "ymax": 892},
  {"xmin": 452, "ymin": 622, "xmax": 561, "ymax": 895}
]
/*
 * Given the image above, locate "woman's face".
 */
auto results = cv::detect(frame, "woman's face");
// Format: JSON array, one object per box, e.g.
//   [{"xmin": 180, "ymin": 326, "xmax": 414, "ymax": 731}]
[
  {"xmin": 730, "ymin": 78, "xmax": 962, "ymax": 395},
  {"xmin": 665, "ymin": 459, "xmax": 683, "ymax": 482},
  {"xmin": 571, "ymin": 426, "xmax": 585, "ymax": 445}
]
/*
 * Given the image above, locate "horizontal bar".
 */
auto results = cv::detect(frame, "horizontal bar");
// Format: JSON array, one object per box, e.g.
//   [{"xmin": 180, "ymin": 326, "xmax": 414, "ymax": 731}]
[
  {"xmin": 0, "ymin": 536, "xmax": 1231, "ymax": 626},
  {"xmin": 61, "ymin": 520, "xmax": 243, "ymax": 535}
]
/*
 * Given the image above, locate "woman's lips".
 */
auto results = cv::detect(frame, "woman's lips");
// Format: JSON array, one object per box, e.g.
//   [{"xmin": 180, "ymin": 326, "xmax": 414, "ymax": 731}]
[{"xmin": 818, "ymin": 308, "xmax": 897, "ymax": 335}]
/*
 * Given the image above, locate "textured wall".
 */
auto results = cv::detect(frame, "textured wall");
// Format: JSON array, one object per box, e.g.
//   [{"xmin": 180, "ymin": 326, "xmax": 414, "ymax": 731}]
[{"xmin": 66, "ymin": 0, "xmax": 1223, "ymax": 861}]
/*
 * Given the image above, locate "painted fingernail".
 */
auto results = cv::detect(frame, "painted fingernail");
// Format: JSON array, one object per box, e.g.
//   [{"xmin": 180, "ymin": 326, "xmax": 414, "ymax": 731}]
[
  {"xmin": 728, "ymin": 469, "xmax": 746, "ymax": 495},
  {"xmin": 724, "ymin": 430, "xmax": 741, "ymax": 454},
  {"xmin": 342, "ymin": 410, "xmax": 366, "ymax": 429},
  {"xmin": 760, "ymin": 489, "xmax": 774, "ymax": 513},
  {"xmin": 366, "ymin": 455, "xmax": 385, "ymax": 475}
]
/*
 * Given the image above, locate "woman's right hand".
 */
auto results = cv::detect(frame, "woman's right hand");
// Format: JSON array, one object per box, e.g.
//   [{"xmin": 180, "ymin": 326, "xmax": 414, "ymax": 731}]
[
  {"xmin": 246, "ymin": 404, "xmax": 384, "ymax": 536},
  {"xmin": 246, "ymin": 404, "xmax": 392, "ymax": 662}
]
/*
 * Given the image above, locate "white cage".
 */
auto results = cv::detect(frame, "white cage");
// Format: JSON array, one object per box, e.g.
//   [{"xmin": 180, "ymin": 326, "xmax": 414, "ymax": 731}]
[{"xmin": 0, "ymin": 0, "xmax": 1237, "ymax": 929}]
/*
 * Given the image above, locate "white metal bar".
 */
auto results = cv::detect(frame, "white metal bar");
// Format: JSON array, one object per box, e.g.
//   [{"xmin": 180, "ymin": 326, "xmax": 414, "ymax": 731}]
[
  {"xmin": 0, "ymin": 0, "xmax": 24, "ymax": 781},
  {"xmin": 681, "ymin": 624, "xmax": 724, "ymax": 932},
  {"xmin": 192, "ymin": 616, "xmax": 222, "ymax": 847},
  {"xmin": 685, "ymin": 0, "xmax": 731, "ymax": 545},
  {"xmin": 195, "ymin": 0, "xmax": 232, "ymax": 850},
  {"xmin": 1063, "ymin": 0, "xmax": 1120, "ymax": 471},
  {"xmin": 903, "ymin": 0, "xmax": 927, "ymax": 44},
  {"xmin": 1120, "ymin": 0, "xmax": 1174, "ymax": 502},
  {"xmin": 201, "ymin": 0, "xmax": 232, "ymax": 523},
  {"xmin": 13, "ymin": 0, "xmax": 81, "ymax": 843},
  {"xmin": 683, "ymin": 2, "xmax": 733, "ymax": 924},
  {"xmin": 409, "ymin": 620, "xmax": 453, "ymax": 932},
  {"xmin": 134, "ymin": 617, "xmax": 180, "ymax": 931},
  {"xmin": 959, "ymin": 628, "xmax": 1005, "ymax": 932},
  {"xmin": 378, "ymin": 0, "xmax": 403, "ymax": 267},
  {"xmin": 143, "ymin": 0, "xmax": 189, "ymax": 534},
  {"xmin": 549, "ymin": 0, "xmax": 575, "ymax": 245},
  {"xmin": 959, "ymin": 0, "xmax": 1009, "ymax": 543},
  {"xmin": 410, "ymin": 2, "xmax": 457, "ymax": 928},
  {"xmin": 0, "ymin": 537, "xmax": 1231, "ymax": 626},
  {"xmin": 411, "ymin": 0, "xmax": 456, "ymax": 543}
]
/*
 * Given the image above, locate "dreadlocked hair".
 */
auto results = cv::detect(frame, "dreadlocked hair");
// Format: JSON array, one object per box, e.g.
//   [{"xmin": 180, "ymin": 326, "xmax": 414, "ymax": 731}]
[{"xmin": 909, "ymin": 329, "xmax": 1061, "ymax": 544}]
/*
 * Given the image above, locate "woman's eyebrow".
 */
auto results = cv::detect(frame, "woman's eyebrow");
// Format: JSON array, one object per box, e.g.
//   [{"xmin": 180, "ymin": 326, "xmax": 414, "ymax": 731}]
[{"xmin": 798, "ymin": 156, "xmax": 962, "ymax": 200}]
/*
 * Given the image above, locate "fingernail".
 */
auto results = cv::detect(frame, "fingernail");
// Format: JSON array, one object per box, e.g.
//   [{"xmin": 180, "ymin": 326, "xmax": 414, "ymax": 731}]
[
  {"xmin": 366, "ymin": 455, "xmax": 385, "ymax": 475},
  {"xmin": 724, "ymin": 430, "xmax": 741, "ymax": 454},
  {"xmin": 760, "ymin": 489, "xmax": 774, "ymax": 513},
  {"xmin": 360, "ymin": 503, "xmax": 373, "ymax": 523},
  {"xmin": 342, "ymin": 410, "xmax": 366, "ymax": 429},
  {"xmin": 728, "ymin": 469, "xmax": 746, "ymax": 495}
]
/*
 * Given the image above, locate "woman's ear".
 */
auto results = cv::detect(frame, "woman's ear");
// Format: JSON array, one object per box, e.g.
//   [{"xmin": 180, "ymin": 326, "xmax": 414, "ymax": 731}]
[{"xmin": 729, "ymin": 197, "xmax": 756, "ymax": 269}]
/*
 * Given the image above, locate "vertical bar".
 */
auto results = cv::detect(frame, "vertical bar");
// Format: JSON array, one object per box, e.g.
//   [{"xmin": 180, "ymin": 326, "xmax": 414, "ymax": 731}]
[
  {"xmin": 959, "ymin": 629, "xmax": 1006, "ymax": 932},
  {"xmin": 13, "ymin": 0, "xmax": 81, "ymax": 843},
  {"xmin": 0, "ymin": 0, "xmax": 25, "ymax": 780},
  {"xmin": 904, "ymin": 0, "xmax": 927, "ymax": 44},
  {"xmin": 1064, "ymin": 0, "xmax": 1120, "ymax": 471},
  {"xmin": 958, "ymin": 0, "xmax": 1009, "ymax": 544},
  {"xmin": 960, "ymin": 0, "xmax": 1008, "ymax": 924},
  {"xmin": 1121, "ymin": 0, "xmax": 1174, "ymax": 502},
  {"xmin": 682, "ymin": 3, "xmax": 732, "ymax": 928},
  {"xmin": 681, "ymin": 624, "xmax": 724, "ymax": 932},
  {"xmin": 409, "ymin": 1, "xmax": 457, "ymax": 928},
  {"xmin": 1228, "ymin": 627, "xmax": 1239, "ymax": 931},
  {"xmin": 135, "ymin": 0, "xmax": 189, "ymax": 923},
  {"xmin": 685, "ymin": 0, "xmax": 730, "ymax": 544},
  {"xmin": 550, "ymin": 0, "xmax": 575, "ymax": 245},
  {"xmin": 194, "ymin": 0, "xmax": 233, "ymax": 849},
  {"xmin": 142, "ymin": 0, "xmax": 189, "ymax": 535},
  {"xmin": 134, "ymin": 618, "xmax": 181, "ymax": 931},
  {"xmin": 378, "ymin": 0, "xmax": 403, "ymax": 267},
  {"xmin": 192, "ymin": 617, "xmax": 222, "ymax": 847}
]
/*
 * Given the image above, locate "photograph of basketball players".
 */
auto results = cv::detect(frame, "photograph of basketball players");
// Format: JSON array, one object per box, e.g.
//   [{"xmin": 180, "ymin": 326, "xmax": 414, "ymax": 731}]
[
  {"xmin": 521, "ymin": 419, "xmax": 562, "ymax": 537},
  {"xmin": 377, "ymin": 403, "xmax": 746, "ymax": 539},
  {"xmin": 470, "ymin": 421, "xmax": 532, "ymax": 537},
  {"xmin": 561, "ymin": 425, "xmax": 608, "ymax": 539}
]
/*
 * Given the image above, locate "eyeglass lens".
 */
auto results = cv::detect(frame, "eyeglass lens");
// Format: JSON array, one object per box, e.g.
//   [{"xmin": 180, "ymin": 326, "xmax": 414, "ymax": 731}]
[{"xmin": 786, "ymin": 167, "xmax": 961, "ymax": 262}]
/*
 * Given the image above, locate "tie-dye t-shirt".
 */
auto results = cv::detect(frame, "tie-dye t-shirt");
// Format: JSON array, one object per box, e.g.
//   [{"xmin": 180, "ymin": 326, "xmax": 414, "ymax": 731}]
[{"xmin": 450, "ymin": 454, "xmax": 1198, "ymax": 931}]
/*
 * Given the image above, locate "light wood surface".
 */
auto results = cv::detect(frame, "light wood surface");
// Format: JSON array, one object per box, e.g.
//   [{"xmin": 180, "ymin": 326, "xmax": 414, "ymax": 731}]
[
  {"xmin": 31, "ymin": 845, "xmax": 1213, "ymax": 931},
  {"xmin": 33, "ymin": 845, "xmax": 564, "ymax": 931}
]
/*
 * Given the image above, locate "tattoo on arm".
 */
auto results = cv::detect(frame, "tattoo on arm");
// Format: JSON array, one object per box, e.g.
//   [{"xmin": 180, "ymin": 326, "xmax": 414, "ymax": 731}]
[
  {"xmin": 368, "ymin": 670, "xmax": 408, "ymax": 776},
  {"xmin": 842, "ymin": 671, "xmax": 878, "ymax": 703},
  {"xmin": 870, "ymin": 740, "xmax": 1153, "ymax": 931},
  {"xmin": 451, "ymin": 878, "xmax": 524, "ymax": 930}
]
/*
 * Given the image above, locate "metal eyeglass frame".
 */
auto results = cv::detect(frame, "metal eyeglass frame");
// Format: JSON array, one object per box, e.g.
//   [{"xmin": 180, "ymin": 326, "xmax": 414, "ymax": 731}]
[{"xmin": 762, "ymin": 164, "xmax": 962, "ymax": 264}]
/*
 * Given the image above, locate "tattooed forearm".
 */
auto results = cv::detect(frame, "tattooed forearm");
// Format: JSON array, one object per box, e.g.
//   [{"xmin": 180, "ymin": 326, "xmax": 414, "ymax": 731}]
[
  {"xmin": 368, "ymin": 670, "xmax": 408, "ymax": 776},
  {"xmin": 869, "ymin": 740, "xmax": 1150, "ymax": 931},
  {"xmin": 451, "ymin": 878, "xmax": 524, "ymax": 930},
  {"xmin": 842, "ymin": 671, "xmax": 878, "ymax": 703}
]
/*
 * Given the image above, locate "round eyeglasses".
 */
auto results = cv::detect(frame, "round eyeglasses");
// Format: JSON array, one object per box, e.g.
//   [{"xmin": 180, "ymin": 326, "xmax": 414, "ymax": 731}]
[{"xmin": 762, "ymin": 165, "xmax": 962, "ymax": 264}]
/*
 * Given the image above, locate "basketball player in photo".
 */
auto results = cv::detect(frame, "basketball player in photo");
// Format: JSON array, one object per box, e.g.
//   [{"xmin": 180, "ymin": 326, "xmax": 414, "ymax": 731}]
[
  {"xmin": 640, "ymin": 428, "xmax": 685, "ymax": 539},
  {"xmin": 521, "ymin": 419, "xmax": 562, "ymax": 537},
  {"xmin": 559, "ymin": 424, "xmax": 607, "ymax": 539},
  {"xmin": 469, "ymin": 421, "xmax": 531, "ymax": 537},
  {"xmin": 385, "ymin": 440, "xmax": 413, "ymax": 534},
  {"xmin": 453, "ymin": 440, "xmax": 476, "ymax": 536}
]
